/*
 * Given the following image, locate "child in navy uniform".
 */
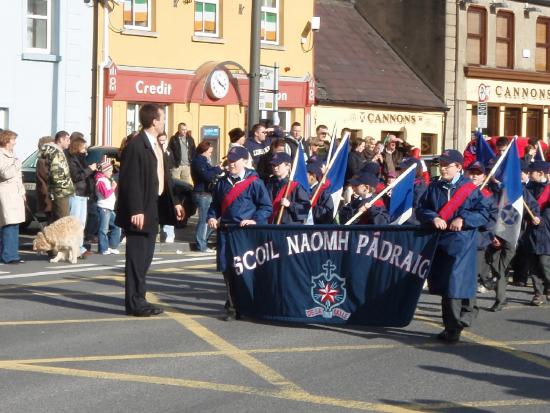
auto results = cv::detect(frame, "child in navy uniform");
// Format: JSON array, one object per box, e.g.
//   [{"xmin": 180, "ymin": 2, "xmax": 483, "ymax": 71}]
[
  {"xmin": 339, "ymin": 171, "xmax": 389, "ymax": 225},
  {"xmin": 307, "ymin": 160, "xmax": 334, "ymax": 224},
  {"xmin": 524, "ymin": 161, "xmax": 550, "ymax": 306},
  {"xmin": 417, "ymin": 150, "xmax": 491, "ymax": 343},
  {"xmin": 265, "ymin": 152, "xmax": 311, "ymax": 224}
]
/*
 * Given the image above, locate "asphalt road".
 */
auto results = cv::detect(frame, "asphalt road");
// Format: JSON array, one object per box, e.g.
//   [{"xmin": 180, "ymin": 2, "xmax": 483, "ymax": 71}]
[{"xmin": 1, "ymin": 241, "xmax": 549, "ymax": 413}]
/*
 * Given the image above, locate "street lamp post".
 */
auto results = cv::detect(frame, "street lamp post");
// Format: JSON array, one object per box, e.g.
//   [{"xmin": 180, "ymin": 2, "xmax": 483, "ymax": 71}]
[{"xmin": 247, "ymin": 0, "xmax": 261, "ymax": 130}]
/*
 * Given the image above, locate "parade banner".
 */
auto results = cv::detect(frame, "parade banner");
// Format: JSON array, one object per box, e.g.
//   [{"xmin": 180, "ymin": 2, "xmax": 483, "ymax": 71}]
[{"xmin": 219, "ymin": 225, "xmax": 440, "ymax": 327}]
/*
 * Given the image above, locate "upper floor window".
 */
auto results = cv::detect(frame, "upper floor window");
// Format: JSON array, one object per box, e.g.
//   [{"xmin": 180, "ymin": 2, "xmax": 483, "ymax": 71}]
[
  {"xmin": 26, "ymin": 0, "xmax": 51, "ymax": 52},
  {"xmin": 194, "ymin": 0, "xmax": 219, "ymax": 37},
  {"xmin": 466, "ymin": 7, "xmax": 487, "ymax": 65},
  {"xmin": 261, "ymin": 0, "xmax": 279, "ymax": 45},
  {"xmin": 536, "ymin": 18, "xmax": 550, "ymax": 72},
  {"xmin": 496, "ymin": 11, "xmax": 514, "ymax": 69},
  {"xmin": 123, "ymin": 0, "xmax": 151, "ymax": 30}
]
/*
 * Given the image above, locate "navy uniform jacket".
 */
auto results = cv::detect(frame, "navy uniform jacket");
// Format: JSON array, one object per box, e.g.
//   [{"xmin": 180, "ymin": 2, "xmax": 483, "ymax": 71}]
[
  {"xmin": 525, "ymin": 181, "xmax": 550, "ymax": 255},
  {"xmin": 207, "ymin": 169, "xmax": 272, "ymax": 224},
  {"xmin": 310, "ymin": 182, "xmax": 334, "ymax": 224},
  {"xmin": 265, "ymin": 176, "xmax": 310, "ymax": 224},
  {"xmin": 339, "ymin": 195, "xmax": 389, "ymax": 225},
  {"xmin": 416, "ymin": 174, "xmax": 491, "ymax": 299},
  {"xmin": 476, "ymin": 188, "xmax": 498, "ymax": 250}
]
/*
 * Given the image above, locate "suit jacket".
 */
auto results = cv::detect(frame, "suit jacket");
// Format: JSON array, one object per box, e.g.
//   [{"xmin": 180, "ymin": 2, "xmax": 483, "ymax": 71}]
[{"xmin": 115, "ymin": 131, "xmax": 178, "ymax": 234}]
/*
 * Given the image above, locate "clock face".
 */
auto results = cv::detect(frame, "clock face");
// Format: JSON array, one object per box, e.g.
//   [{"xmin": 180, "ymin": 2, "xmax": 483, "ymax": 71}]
[{"xmin": 208, "ymin": 70, "xmax": 230, "ymax": 100}]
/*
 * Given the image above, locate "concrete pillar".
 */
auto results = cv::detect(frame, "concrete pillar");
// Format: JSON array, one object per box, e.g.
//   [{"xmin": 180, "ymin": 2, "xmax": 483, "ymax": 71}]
[
  {"xmin": 499, "ymin": 106, "xmax": 506, "ymax": 136},
  {"xmin": 521, "ymin": 106, "xmax": 528, "ymax": 137}
]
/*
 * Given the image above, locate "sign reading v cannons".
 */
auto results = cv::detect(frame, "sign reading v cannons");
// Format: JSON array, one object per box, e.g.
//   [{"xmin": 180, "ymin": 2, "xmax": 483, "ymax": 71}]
[{"xmin": 219, "ymin": 225, "xmax": 440, "ymax": 327}]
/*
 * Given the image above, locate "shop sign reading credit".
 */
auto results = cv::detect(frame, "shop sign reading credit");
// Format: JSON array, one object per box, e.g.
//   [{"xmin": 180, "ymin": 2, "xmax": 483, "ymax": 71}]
[{"xmin": 135, "ymin": 80, "xmax": 173, "ymax": 96}]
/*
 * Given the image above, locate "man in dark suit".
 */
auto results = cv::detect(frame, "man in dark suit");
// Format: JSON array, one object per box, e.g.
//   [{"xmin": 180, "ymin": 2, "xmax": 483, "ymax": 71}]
[{"xmin": 116, "ymin": 104, "xmax": 184, "ymax": 317}]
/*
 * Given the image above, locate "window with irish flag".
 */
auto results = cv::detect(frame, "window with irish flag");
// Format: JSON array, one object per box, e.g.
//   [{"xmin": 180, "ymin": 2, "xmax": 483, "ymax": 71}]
[
  {"xmin": 194, "ymin": 0, "xmax": 219, "ymax": 37},
  {"xmin": 123, "ymin": 0, "xmax": 151, "ymax": 30},
  {"xmin": 261, "ymin": 0, "xmax": 279, "ymax": 44}
]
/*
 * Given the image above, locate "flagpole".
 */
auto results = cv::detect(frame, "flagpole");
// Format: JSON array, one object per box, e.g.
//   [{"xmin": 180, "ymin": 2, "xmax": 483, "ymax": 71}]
[
  {"xmin": 479, "ymin": 137, "xmax": 537, "ymax": 221},
  {"xmin": 344, "ymin": 163, "xmax": 417, "ymax": 225},
  {"xmin": 537, "ymin": 140, "xmax": 545, "ymax": 160},
  {"xmin": 326, "ymin": 123, "xmax": 337, "ymax": 164},
  {"xmin": 275, "ymin": 144, "xmax": 301, "ymax": 224},
  {"xmin": 309, "ymin": 132, "xmax": 350, "ymax": 208},
  {"xmin": 479, "ymin": 138, "xmax": 515, "ymax": 191}
]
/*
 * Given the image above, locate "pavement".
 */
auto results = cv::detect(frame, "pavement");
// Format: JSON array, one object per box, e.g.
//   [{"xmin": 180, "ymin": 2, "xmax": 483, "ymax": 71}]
[{"xmin": 1, "ymin": 230, "xmax": 550, "ymax": 413}]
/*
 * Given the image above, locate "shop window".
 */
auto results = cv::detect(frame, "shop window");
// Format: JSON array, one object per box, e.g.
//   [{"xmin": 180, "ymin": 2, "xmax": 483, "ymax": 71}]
[
  {"xmin": 123, "ymin": 0, "xmax": 151, "ymax": 31},
  {"xmin": 25, "ymin": 0, "xmax": 51, "ymax": 52},
  {"xmin": 504, "ymin": 108, "xmax": 521, "ymax": 137},
  {"xmin": 420, "ymin": 134, "xmax": 437, "ymax": 156},
  {"xmin": 471, "ymin": 105, "xmax": 498, "ymax": 137},
  {"xmin": 261, "ymin": 0, "xmax": 279, "ymax": 45},
  {"xmin": 126, "ymin": 103, "xmax": 169, "ymax": 136},
  {"xmin": 466, "ymin": 7, "xmax": 487, "ymax": 66},
  {"xmin": 381, "ymin": 131, "xmax": 403, "ymax": 142},
  {"xmin": 526, "ymin": 109, "xmax": 542, "ymax": 139},
  {"xmin": 261, "ymin": 109, "xmax": 290, "ymax": 132},
  {"xmin": 194, "ymin": 0, "xmax": 219, "ymax": 37},
  {"xmin": 496, "ymin": 11, "xmax": 514, "ymax": 69},
  {"xmin": 536, "ymin": 18, "xmax": 550, "ymax": 72},
  {"xmin": 0, "ymin": 108, "xmax": 8, "ymax": 130}
]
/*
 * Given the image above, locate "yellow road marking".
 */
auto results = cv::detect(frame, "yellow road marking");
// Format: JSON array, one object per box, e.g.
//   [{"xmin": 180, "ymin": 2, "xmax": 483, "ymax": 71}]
[
  {"xmin": 414, "ymin": 315, "xmax": 550, "ymax": 370},
  {"xmin": 0, "ymin": 274, "xmax": 123, "ymax": 291},
  {"xmin": 157, "ymin": 304, "xmax": 304, "ymax": 392},
  {"xmin": 0, "ymin": 315, "xmax": 205, "ymax": 326},
  {"xmin": 0, "ymin": 362, "xmax": 422, "ymax": 413},
  {"xmin": 5, "ymin": 339, "xmax": 550, "ymax": 365}
]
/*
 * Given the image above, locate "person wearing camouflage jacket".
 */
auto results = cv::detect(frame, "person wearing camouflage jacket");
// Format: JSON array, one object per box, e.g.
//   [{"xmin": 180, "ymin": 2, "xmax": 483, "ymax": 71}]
[{"xmin": 41, "ymin": 131, "xmax": 74, "ymax": 220}]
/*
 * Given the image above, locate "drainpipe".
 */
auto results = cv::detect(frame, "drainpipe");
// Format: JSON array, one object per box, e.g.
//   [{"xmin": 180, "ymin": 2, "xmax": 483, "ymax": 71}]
[{"xmin": 97, "ymin": 0, "xmax": 110, "ymax": 146}]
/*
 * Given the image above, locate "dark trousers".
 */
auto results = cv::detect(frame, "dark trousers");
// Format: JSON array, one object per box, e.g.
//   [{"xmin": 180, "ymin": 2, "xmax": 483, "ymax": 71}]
[
  {"xmin": 487, "ymin": 240, "xmax": 516, "ymax": 304},
  {"xmin": 442, "ymin": 297, "xmax": 477, "ymax": 332},
  {"xmin": 125, "ymin": 230, "xmax": 156, "ymax": 312},
  {"xmin": 477, "ymin": 249, "xmax": 491, "ymax": 286},
  {"xmin": 52, "ymin": 196, "xmax": 71, "ymax": 222},
  {"xmin": 222, "ymin": 270, "xmax": 238, "ymax": 315},
  {"xmin": 511, "ymin": 243, "xmax": 529, "ymax": 284},
  {"xmin": 531, "ymin": 254, "xmax": 550, "ymax": 296}
]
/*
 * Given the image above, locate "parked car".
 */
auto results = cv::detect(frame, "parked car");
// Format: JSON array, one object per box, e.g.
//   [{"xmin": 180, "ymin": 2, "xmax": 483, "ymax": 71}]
[
  {"xmin": 21, "ymin": 146, "xmax": 121, "ymax": 229},
  {"xmin": 21, "ymin": 145, "xmax": 195, "ymax": 232}
]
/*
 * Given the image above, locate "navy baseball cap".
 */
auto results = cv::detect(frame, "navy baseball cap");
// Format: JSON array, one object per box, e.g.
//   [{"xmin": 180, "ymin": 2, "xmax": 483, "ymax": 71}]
[
  {"xmin": 270, "ymin": 152, "xmax": 292, "ymax": 165},
  {"xmin": 350, "ymin": 172, "xmax": 379, "ymax": 187},
  {"xmin": 226, "ymin": 146, "xmax": 249, "ymax": 162},
  {"xmin": 466, "ymin": 161, "xmax": 486, "ymax": 174},
  {"xmin": 439, "ymin": 149, "xmax": 464, "ymax": 165},
  {"xmin": 306, "ymin": 160, "xmax": 323, "ymax": 177},
  {"xmin": 528, "ymin": 160, "xmax": 550, "ymax": 173}
]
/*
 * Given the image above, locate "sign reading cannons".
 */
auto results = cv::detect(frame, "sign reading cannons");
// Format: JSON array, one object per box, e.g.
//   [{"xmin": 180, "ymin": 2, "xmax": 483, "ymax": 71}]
[{"xmin": 219, "ymin": 225, "xmax": 440, "ymax": 327}]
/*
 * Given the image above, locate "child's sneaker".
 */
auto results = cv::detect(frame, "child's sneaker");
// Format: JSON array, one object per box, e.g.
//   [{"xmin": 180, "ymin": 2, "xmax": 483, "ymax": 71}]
[
  {"xmin": 101, "ymin": 250, "xmax": 111, "ymax": 255},
  {"xmin": 109, "ymin": 248, "xmax": 120, "ymax": 255}
]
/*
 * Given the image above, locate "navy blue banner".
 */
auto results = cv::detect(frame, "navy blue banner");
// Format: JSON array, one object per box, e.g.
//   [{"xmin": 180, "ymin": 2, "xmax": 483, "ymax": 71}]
[{"xmin": 219, "ymin": 225, "xmax": 440, "ymax": 327}]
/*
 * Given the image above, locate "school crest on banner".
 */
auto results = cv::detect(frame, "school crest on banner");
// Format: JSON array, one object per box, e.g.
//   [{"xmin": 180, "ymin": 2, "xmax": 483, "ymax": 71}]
[{"xmin": 306, "ymin": 260, "xmax": 350, "ymax": 320}]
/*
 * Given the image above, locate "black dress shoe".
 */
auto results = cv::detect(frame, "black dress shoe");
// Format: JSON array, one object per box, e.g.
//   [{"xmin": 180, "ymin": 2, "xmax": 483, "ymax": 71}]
[
  {"xmin": 489, "ymin": 301, "xmax": 506, "ymax": 312},
  {"xmin": 128, "ymin": 307, "xmax": 164, "ymax": 317},
  {"xmin": 436, "ymin": 329, "xmax": 461, "ymax": 343}
]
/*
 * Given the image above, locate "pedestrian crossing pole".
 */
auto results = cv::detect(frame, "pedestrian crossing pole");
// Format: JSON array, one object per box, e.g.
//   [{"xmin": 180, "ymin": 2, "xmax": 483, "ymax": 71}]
[{"xmin": 247, "ymin": 0, "xmax": 262, "ymax": 130}]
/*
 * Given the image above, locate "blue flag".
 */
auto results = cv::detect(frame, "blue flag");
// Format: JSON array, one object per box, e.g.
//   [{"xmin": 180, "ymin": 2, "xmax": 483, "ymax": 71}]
[
  {"xmin": 494, "ymin": 139, "xmax": 523, "ymax": 247},
  {"xmin": 291, "ymin": 142, "xmax": 310, "ymax": 194},
  {"xmin": 326, "ymin": 135, "xmax": 350, "ymax": 218},
  {"xmin": 475, "ymin": 130, "xmax": 496, "ymax": 167},
  {"xmin": 389, "ymin": 166, "xmax": 416, "ymax": 224}
]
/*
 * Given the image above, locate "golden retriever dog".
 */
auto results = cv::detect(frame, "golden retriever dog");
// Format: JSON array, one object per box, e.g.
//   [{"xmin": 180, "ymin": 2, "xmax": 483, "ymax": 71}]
[{"xmin": 32, "ymin": 216, "xmax": 83, "ymax": 264}]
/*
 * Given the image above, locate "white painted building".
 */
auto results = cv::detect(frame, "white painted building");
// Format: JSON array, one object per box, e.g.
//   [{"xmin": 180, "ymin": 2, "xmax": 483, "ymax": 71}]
[{"xmin": 0, "ymin": 0, "xmax": 94, "ymax": 160}]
